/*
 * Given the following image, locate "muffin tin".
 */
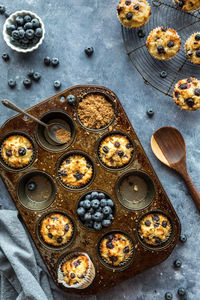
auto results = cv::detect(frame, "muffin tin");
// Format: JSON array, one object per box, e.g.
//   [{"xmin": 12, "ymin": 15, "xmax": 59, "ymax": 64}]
[{"xmin": 0, "ymin": 85, "xmax": 181, "ymax": 295}]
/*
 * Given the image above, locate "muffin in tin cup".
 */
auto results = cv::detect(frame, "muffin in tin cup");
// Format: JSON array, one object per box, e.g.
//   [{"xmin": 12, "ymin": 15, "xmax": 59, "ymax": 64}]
[
  {"xmin": 57, "ymin": 251, "xmax": 95, "ymax": 289},
  {"xmin": 3, "ymin": 10, "xmax": 45, "ymax": 53}
]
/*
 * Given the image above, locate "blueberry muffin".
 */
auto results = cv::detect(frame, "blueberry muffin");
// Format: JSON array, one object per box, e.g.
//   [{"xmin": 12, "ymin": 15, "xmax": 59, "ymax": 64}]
[
  {"xmin": 117, "ymin": 0, "xmax": 151, "ymax": 28},
  {"xmin": 174, "ymin": 0, "xmax": 200, "ymax": 11},
  {"xmin": 185, "ymin": 33, "xmax": 200, "ymax": 65},
  {"xmin": 173, "ymin": 77, "xmax": 200, "ymax": 111},
  {"xmin": 146, "ymin": 26, "xmax": 181, "ymax": 60},
  {"xmin": 99, "ymin": 233, "xmax": 133, "ymax": 266},
  {"xmin": 40, "ymin": 213, "xmax": 73, "ymax": 247},
  {"xmin": 58, "ymin": 253, "xmax": 95, "ymax": 289},
  {"xmin": 138, "ymin": 213, "xmax": 172, "ymax": 246},
  {"xmin": 58, "ymin": 155, "xmax": 93, "ymax": 188},
  {"xmin": 98, "ymin": 134, "xmax": 134, "ymax": 168},
  {"xmin": 1, "ymin": 135, "xmax": 34, "ymax": 168}
]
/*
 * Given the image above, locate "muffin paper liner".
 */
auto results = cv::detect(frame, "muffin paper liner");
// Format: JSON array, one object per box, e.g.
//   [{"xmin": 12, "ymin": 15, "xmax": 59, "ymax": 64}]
[
  {"xmin": 0, "ymin": 133, "xmax": 36, "ymax": 171},
  {"xmin": 137, "ymin": 211, "xmax": 173, "ymax": 249},
  {"xmin": 98, "ymin": 231, "xmax": 135, "ymax": 270},
  {"xmin": 57, "ymin": 252, "xmax": 95, "ymax": 289},
  {"xmin": 38, "ymin": 211, "xmax": 75, "ymax": 249}
]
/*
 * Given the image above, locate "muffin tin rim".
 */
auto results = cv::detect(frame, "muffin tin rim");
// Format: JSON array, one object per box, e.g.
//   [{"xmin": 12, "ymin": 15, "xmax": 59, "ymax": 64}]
[{"xmin": 76, "ymin": 90, "xmax": 117, "ymax": 132}]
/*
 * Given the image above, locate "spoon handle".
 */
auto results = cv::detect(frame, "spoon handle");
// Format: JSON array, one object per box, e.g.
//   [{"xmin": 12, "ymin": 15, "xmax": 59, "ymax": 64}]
[
  {"xmin": 2, "ymin": 99, "xmax": 47, "ymax": 128},
  {"xmin": 182, "ymin": 170, "xmax": 200, "ymax": 212}
]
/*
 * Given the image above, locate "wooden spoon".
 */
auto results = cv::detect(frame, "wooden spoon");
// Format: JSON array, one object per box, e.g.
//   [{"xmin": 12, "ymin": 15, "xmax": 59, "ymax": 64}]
[{"xmin": 151, "ymin": 126, "xmax": 200, "ymax": 212}]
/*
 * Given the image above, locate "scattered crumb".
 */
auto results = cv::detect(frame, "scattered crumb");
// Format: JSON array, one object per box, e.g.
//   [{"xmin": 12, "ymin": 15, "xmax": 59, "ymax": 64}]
[{"xmin": 133, "ymin": 184, "xmax": 138, "ymax": 192}]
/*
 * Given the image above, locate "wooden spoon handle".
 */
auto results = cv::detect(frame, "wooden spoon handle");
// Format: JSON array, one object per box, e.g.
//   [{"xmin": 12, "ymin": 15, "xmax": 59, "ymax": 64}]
[{"xmin": 182, "ymin": 171, "xmax": 200, "ymax": 212}]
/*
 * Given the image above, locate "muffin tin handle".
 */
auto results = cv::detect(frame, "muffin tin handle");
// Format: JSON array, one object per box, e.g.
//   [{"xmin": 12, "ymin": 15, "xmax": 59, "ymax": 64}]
[{"xmin": 2, "ymin": 99, "xmax": 48, "ymax": 127}]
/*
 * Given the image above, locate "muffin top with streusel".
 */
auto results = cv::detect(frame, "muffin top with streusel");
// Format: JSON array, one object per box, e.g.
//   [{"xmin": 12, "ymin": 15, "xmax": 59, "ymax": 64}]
[
  {"xmin": 174, "ymin": 0, "xmax": 200, "ymax": 11},
  {"xmin": 1, "ymin": 135, "xmax": 34, "ymax": 168},
  {"xmin": 138, "ymin": 213, "xmax": 171, "ymax": 246},
  {"xmin": 99, "ymin": 233, "xmax": 133, "ymax": 266},
  {"xmin": 173, "ymin": 77, "xmax": 200, "ymax": 111},
  {"xmin": 99, "ymin": 134, "xmax": 134, "ymax": 168},
  {"xmin": 61, "ymin": 255, "xmax": 90, "ymax": 286},
  {"xmin": 40, "ymin": 213, "xmax": 73, "ymax": 247},
  {"xmin": 58, "ymin": 155, "xmax": 93, "ymax": 188},
  {"xmin": 185, "ymin": 33, "xmax": 200, "ymax": 65},
  {"xmin": 146, "ymin": 26, "xmax": 181, "ymax": 60},
  {"xmin": 117, "ymin": 0, "xmax": 151, "ymax": 28}
]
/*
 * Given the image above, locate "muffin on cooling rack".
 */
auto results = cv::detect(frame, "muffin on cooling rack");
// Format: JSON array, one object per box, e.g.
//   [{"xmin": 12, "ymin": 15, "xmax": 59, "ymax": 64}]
[
  {"xmin": 174, "ymin": 0, "xmax": 200, "ymax": 11},
  {"xmin": 99, "ymin": 233, "xmax": 133, "ymax": 267},
  {"xmin": 58, "ymin": 252, "xmax": 95, "ymax": 289},
  {"xmin": 185, "ymin": 33, "xmax": 200, "ymax": 65},
  {"xmin": 1, "ymin": 135, "xmax": 34, "ymax": 168},
  {"xmin": 138, "ymin": 212, "xmax": 172, "ymax": 246},
  {"xmin": 117, "ymin": 0, "xmax": 151, "ymax": 28},
  {"xmin": 98, "ymin": 134, "xmax": 134, "ymax": 168},
  {"xmin": 146, "ymin": 26, "xmax": 181, "ymax": 60},
  {"xmin": 173, "ymin": 77, "xmax": 200, "ymax": 111},
  {"xmin": 58, "ymin": 154, "xmax": 93, "ymax": 188},
  {"xmin": 40, "ymin": 213, "xmax": 73, "ymax": 247}
]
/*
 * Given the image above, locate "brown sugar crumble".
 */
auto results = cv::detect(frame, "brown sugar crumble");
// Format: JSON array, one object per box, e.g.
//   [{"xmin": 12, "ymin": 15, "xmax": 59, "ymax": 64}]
[
  {"xmin": 55, "ymin": 128, "xmax": 71, "ymax": 143},
  {"xmin": 78, "ymin": 93, "xmax": 114, "ymax": 129}
]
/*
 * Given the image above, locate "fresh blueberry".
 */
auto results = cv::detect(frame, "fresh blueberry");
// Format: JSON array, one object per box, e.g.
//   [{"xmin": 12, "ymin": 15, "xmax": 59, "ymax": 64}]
[
  {"xmin": 6, "ymin": 24, "xmax": 16, "ymax": 34},
  {"xmin": 27, "ymin": 70, "xmax": 34, "ymax": 78},
  {"xmin": 83, "ymin": 200, "xmax": 91, "ymax": 209},
  {"xmin": 25, "ymin": 29, "xmax": 35, "ymax": 39},
  {"xmin": 35, "ymin": 27, "xmax": 42, "ymax": 37},
  {"xmin": 51, "ymin": 57, "xmax": 59, "ymax": 66},
  {"xmin": 15, "ymin": 16, "xmax": 24, "ymax": 26},
  {"xmin": 4, "ymin": 11, "xmax": 11, "ymax": 18},
  {"xmin": 8, "ymin": 79, "xmax": 16, "ymax": 88},
  {"xmin": 48, "ymin": 233, "xmax": 53, "ymax": 239},
  {"xmin": 93, "ymin": 221, "xmax": 102, "ymax": 230},
  {"xmin": 21, "ymin": 37, "xmax": 29, "ymax": 44},
  {"xmin": 85, "ymin": 47, "xmax": 94, "ymax": 57},
  {"xmin": 12, "ymin": 30, "xmax": 20, "ymax": 40},
  {"xmin": 57, "ymin": 236, "xmax": 63, "ymax": 243},
  {"xmin": 84, "ymin": 213, "xmax": 92, "ymax": 221},
  {"xmin": 107, "ymin": 214, "xmax": 114, "ymax": 220},
  {"xmin": 103, "ymin": 206, "xmax": 112, "ymax": 215},
  {"xmin": 27, "ymin": 182, "xmax": 36, "ymax": 191},
  {"xmin": 165, "ymin": 292, "xmax": 173, "ymax": 300},
  {"xmin": 54, "ymin": 80, "xmax": 61, "ymax": 89},
  {"xmin": 18, "ymin": 29, "xmax": 25, "ymax": 39},
  {"xmin": 79, "ymin": 201, "xmax": 84, "ymax": 207},
  {"xmin": 157, "ymin": 45, "xmax": 165, "ymax": 54},
  {"xmin": 2, "ymin": 53, "xmax": 9, "ymax": 61},
  {"xmin": 31, "ymin": 36, "xmax": 39, "ymax": 45},
  {"xmin": 195, "ymin": 34, "xmax": 200, "ymax": 41},
  {"xmin": 0, "ymin": 5, "xmax": 6, "ymax": 14},
  {"xmin": 177, "ymin": 287, "xmax": 186, "ymax": 296},
  {"xmin": 102, "ymin": 146, "xmax": 109, "ymax": 153},
  {"xmin": 91, "ymin": 199, "xmax": 100, "ymax": 209},
  {"xmin": 146, "ymin": 109, "xmax": 154, "ymax": 117},
  {"xmin": 18, "ymin": 147, "xmax": 26, "ymax": 156},
  {"xmin": 84, "ymin": 220, "xmax": 93, "ymax": 228},
  {"xmin": 33, "ymin": 72, "xmax": 41, "ymax": 81},
  {"xmin": 100, "ymin": 199, "xmax": 107, "ymax": 207},
  {"xmin": 126, "ymin": 12, "xmax": 133, "ymax": 20},
  {"xmin": 31, "ymin": 18, "xmax": 40, "ymax": 28},
  {"xmin": 23, "ymin": 78, "xmax": 32, "ymax": 88},
  {"xmin": 20, "ymin": 43, "xmax": 28, "ymax": 50},
  {"xmin": 77, "ymin": 207, "xmax": 85, "ymax": 216},
  {"xmin": 102, "ymin": 219, "xmax": 111, "ymax": 227},
  {"xmin": 92, "ymin": 212, "xmax": 103, "ymax": 221},
  {"xmin": 96, "ymin": 207, "xmax": 102, "ymax": 213},
  {"xmin": 85, "ymin": 193, "xmax": 92, "ymax": 200},
  {"xmin": 98, "ymin": 192, "xmax": 105, "ymax": 199},
  {"xmin": 138, "ymin": 29, "xmax": 145, "ymax": 38},
  {"xmin": 179, "ymin": 234, "xmax": 187, "ymax": 243},
  {"xmin": 167, "ymin": 41, "xmax": 174, "ymax": 48},
  {"xmin": 88, "ymin": 207, "xmax": 95, "ymax": 214},
  {"xmin": 67, "ymin": 94, "xmax": 76, "ymax": 105},
  {"xmin": 24, "ymin": 22, "xmax": 33, "ymax": 30},
  {"xmin": 174, "ymin": 259, "xmax": 182, "ymax": 268},
  {"xmin": 44, "ymin": 56, "xmax": 51, "ymax": 66},
  {"xmin": 160, "ymin": 71, "xmax": 167, "ymax": 78},
  {"xmin": 6, "ymin": 149, "xmax": 12, "ymax": 157},
  {"xmin": 106, "ymin": 199, "xmax": 114, "ymax": 207},
  {"xmin": 91, "ymin": 191, "xmax": 99, "ymax": 199},
  {"xmin": 24, "ymin": 15, "xmax": 32, "ymax": 23}
]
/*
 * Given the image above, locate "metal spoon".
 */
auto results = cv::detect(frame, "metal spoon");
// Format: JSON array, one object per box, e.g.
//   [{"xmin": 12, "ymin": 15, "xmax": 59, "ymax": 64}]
[
  {"xmin": 151, "ymin": 126, "xmax": 200, "ymax": 212},
  {"xmin": 2, "ymin": 99, "xmax": 69, "ymax": 145}
]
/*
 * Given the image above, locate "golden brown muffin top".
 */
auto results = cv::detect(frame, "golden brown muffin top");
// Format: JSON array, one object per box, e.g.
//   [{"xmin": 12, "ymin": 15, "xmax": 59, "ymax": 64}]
[
  {"xmin": 174, "ymin": 0, "xmax": 200, "ymax": 11},
  {"xmin": 185, "ymin": 33, "xmax": 200, "ymax": 65}
]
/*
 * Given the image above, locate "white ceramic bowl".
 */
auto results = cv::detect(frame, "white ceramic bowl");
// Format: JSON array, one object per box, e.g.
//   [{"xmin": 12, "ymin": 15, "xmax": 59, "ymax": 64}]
[{"xmin": 3, "ymin": 10, "xmax": 45, "ymax": 53}]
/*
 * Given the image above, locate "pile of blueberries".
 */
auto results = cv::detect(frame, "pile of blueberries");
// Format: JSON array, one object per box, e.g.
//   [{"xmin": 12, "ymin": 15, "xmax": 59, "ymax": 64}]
[
  {"xmin": 6, "ymin": 14, "xmax": 43, "ymax": 49},
  {"xmin": 77, "ymin": 191, "xmax": 115, "ymax": 231}
]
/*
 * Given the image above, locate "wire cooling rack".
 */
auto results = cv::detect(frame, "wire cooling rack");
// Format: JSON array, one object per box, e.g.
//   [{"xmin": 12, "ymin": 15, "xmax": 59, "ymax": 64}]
[{"xmin": 121, "ymin": 0, "xmax": 200, "ymax": 97}]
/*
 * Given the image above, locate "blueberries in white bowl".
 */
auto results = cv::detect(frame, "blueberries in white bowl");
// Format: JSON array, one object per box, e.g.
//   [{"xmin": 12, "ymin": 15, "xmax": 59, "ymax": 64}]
[{"xmin": 77, "ymin": 191, "xmax": 115, "ymax": 230}]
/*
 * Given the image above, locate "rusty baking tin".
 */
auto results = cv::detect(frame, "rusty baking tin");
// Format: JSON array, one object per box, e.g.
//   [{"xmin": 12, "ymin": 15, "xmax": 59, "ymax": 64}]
[{"xmin": 0, "ymin": 85, "xmax": 181, "ymax": 295}]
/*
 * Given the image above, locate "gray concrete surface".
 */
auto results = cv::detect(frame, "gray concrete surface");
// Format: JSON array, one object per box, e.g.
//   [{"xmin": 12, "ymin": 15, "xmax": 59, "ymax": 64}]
[{"xmin": 0, "ymin": 0, "xmax": 200, "ymax": 299}]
